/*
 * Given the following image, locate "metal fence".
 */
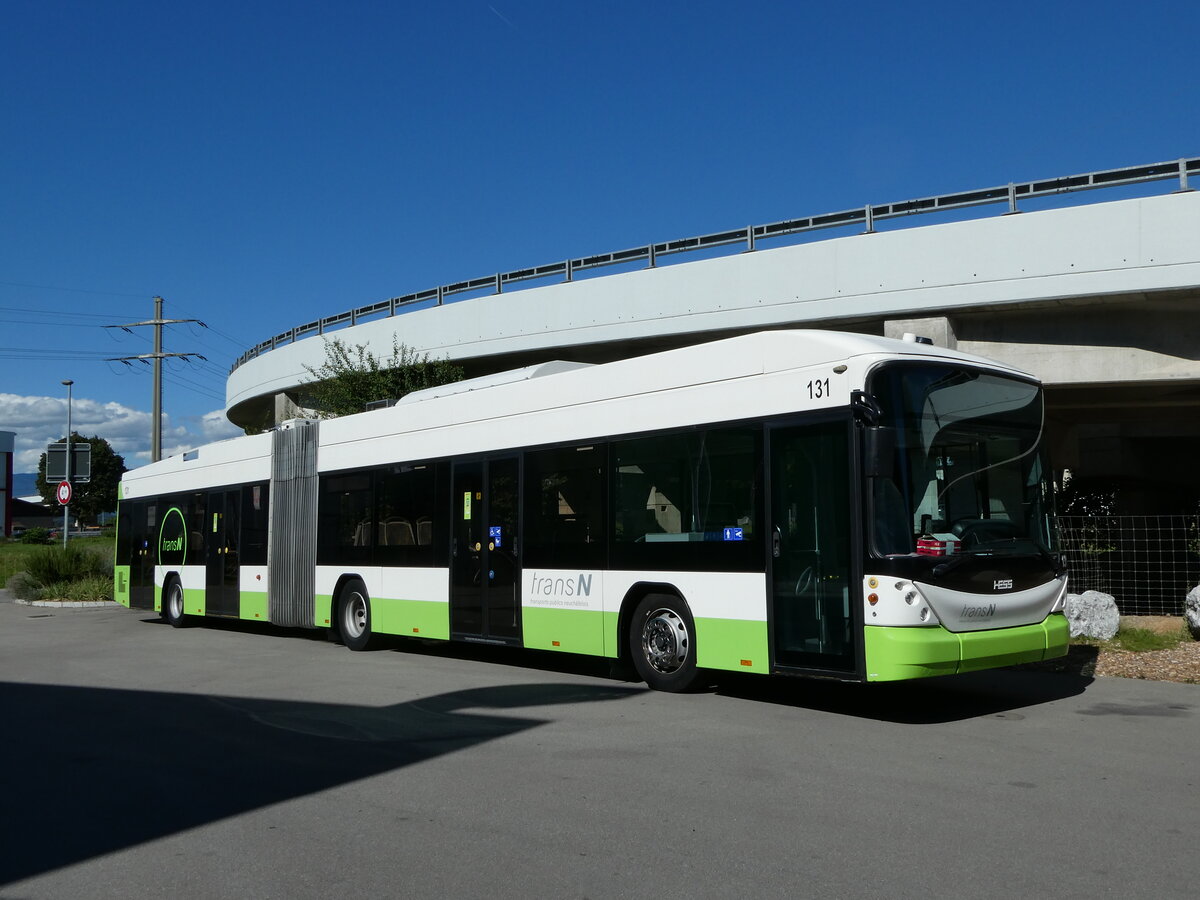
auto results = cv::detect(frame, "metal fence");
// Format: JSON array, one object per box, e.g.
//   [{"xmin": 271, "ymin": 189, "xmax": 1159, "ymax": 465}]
[
  {"xmin": 1057, "ymin": 515, "xmax": 1200, "ymax": 616},
  {"xmin": 230, "ymin": 155, "xmax": 1199, "ymax": 374}
]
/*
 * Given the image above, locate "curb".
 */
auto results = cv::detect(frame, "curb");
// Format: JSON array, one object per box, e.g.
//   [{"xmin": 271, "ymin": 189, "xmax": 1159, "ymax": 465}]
[{"xmin": 13, "ymin": 598, "xmax": 120, "ymax": 609}]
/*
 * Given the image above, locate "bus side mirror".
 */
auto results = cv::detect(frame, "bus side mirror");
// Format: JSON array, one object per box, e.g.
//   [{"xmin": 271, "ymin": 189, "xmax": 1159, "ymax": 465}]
[{"xmin": 864, "ymin": 426, "xmax": 896, "ymax": 478}]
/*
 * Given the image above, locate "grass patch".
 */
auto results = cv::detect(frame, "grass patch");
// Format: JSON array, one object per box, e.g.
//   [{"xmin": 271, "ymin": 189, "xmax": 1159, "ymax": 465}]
[
  {"xmin": 0, "ymin": 535, "xmax": 112, "ymax": 584},
  {"xmin": 1074, "ymin": 625, "xmax": 1192, "ymax": 652}
]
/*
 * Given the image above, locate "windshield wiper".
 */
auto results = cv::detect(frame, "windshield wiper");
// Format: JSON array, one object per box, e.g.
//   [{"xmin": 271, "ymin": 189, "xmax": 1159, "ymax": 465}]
[
  {"xmin": 930, "ymin": 541, "xmax": 1062, "ymax": 578},
  {"xmin": 931, "ymin": 552, "xmax": 994, "ymax": 577}
]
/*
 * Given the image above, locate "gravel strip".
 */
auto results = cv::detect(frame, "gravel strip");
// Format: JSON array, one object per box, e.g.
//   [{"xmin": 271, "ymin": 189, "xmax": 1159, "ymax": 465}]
[{"xmin": 1093, "ymin": 640, "xmax": 1200, "ymax": 683}]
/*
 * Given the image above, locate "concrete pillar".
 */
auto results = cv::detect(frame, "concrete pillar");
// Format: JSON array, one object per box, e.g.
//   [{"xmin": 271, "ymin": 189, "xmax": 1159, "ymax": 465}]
[
  {"xmin": 273, "ymin": 391, "xmax": 302, "ymax": 425},
  {"xmin": 884, "ymin": 316, "xmax": 957, "ymax": 350}
]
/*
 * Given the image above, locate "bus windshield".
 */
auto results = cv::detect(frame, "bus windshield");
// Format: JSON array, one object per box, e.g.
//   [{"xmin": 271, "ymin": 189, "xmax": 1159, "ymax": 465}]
[{"xmin": 867, "ymin": 362, "xmax": 1054, "ymax": 558}]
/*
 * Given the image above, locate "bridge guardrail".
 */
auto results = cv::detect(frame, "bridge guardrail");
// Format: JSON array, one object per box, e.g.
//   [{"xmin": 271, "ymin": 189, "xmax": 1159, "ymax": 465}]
[{"xmin": 232, "ymin": 156, "xmax": 1198, "ymax": 374}]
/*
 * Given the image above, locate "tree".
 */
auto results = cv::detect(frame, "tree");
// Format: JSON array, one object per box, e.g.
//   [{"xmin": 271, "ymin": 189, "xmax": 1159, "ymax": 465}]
[
  {"xmin": 301, "ymin": 335, "xmax": 465, "ymax": 419},
  {"xmin": 36, "ymin": 433, "xmax": 127, "ymax": 524}
]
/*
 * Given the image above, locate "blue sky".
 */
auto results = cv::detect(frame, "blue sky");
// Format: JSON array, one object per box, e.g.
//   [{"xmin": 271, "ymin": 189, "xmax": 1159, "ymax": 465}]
[{"xmin": 1, "ymin": 0, "xmax": 1196, "ymax": 472}]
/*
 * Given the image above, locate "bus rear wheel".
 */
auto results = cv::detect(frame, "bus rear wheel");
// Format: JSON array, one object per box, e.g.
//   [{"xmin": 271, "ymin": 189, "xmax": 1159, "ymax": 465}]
[
  {"xmin": 338, "ymin": 578, "xmax": 377, "ymax": 651},
  {"xmin": 163, "ymin": 578, "xmax": 188, "ymax": 628},
  {"xmin": 629, "ymin": 594, "xmax": 700, "ymax": 692}
]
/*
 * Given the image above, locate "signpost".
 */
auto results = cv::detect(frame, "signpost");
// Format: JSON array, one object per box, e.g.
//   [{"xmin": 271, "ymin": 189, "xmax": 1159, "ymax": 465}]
[{"xmin": 60, "ymin": 381, "xmax": 73, "ymax": 546}]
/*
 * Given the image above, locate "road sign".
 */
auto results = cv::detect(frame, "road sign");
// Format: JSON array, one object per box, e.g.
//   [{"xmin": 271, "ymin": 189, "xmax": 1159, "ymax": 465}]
[
  {"xmin": 46, "ymin": 443, "xmax": 91, "ymax": 482},
  {"xmin": 56, "ymin": 480, "xmax": 72, "ymax": 506}
]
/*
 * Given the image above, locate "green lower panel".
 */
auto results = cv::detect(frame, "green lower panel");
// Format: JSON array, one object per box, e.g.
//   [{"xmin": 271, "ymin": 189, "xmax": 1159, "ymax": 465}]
[
  {"xmin": 1042, "ymin": 614, "xmax": 1070, "ymax": 659},
  {"xmin": 865, "ymin": 614, "xmax": 1070, "ymax": 682},
  {"xmin": 157, "ymin": 583, "xmax": 206, "ymax": 616},
  {"xmin": 957, "ymin": 626, "xmax": 1046, "ymax": 673},
  {"xmin": 184, "ymin": 586, "xmax": 206, "ymax": 617},
  {"xmin": 695, "ymin": 617, "xmax": 769, "ymax": 674},
  {"xmin": 603, "ymin": 610, "xmax": 620, "ymax": 658},
  {"xmin": 523, "ymin": 605, "xmax": 607, "ymax": 656},
  {"xmin": 316, "ymin": 594, "xmax": 333, "ymax": 628},
  {"xmin": 239, "ymin": 591, "xmax": 268, "ymax": 622},
  {"xmin": 113, "ymin": 566, "xmax": 131, "ymax": 608},
  {"xmin": 371, "ymin": 597, "xmax": 450, "ymax": 640}
]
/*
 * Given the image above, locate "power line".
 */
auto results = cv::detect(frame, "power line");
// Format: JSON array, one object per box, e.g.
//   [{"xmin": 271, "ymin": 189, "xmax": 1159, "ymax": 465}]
[
  {"xmin": 0, "ymin": 347, "xmax": 125, "ymax": 357},
  {"xmin": 165, "ymin": 300, "xmax": 248, "ymax": 349},
  {"xmin": 162, "ymin": 323, "xmax": 234, "ymax": 368},
  {"xmin": 0, "ymin": 318, "xmax": 131, "ymax": 329},
  {"xmin": 162, "ymin": 372, "xmax": 225, "ymax": 404},
  {"xmin": 0, "ymin": 305, "xmax": 144, "ymax": 321},
  {"xmin": 0, "ymin": 279, "xmax": 148, "ymax": 300}
]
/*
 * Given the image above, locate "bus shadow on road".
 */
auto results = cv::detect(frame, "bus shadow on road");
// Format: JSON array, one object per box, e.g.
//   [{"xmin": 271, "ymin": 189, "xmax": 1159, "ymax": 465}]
[
  {"xmin": 133, "ymin": 615, "xmax": 1095, "ymax": 726},
  {"xmin": 0, "ymin": 679, "xmax": 638, "ymax": 889},
  {"xmin": 139, "ymin": 613, "xmax": 629, "ymax": 678},
  {"xmin": 708, "ymin": 665, "xmax": 1094, "ymax": 724}
]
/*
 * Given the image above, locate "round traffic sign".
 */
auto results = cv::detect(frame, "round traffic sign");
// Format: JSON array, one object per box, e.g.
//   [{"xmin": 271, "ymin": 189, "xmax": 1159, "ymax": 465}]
[{"xmin": 56, "ymin": 480, "xmax": 72, "ymax": 506}]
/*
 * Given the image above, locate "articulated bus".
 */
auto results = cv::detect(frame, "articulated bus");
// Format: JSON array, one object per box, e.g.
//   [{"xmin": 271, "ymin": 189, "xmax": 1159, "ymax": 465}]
[{"xmin": 114, "ymin": 330, "xmax": 1068, "ymax": 691}]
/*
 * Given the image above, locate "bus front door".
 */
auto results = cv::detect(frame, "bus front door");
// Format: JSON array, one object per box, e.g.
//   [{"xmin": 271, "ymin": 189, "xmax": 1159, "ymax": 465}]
[
  {"xmin": 129, "ymin": 500, "xmax": 156, "ymax": 611},
  {"xmin": 451, "ymin": 457, "xmax": 520, "ymax": 643},
  {"xmin": 768, "ymin": 421, "xmax": 855, "ymax": 672}
]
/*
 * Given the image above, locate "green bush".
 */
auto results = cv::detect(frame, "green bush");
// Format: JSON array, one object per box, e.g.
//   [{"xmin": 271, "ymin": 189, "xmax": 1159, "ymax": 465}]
[
  {"xmin": 17, "ymin": 527, "xmax": 53, "ymax": 545},
  {"xmin": 22, "ymin": 544, "xmax": 110, "ymax": 587}
]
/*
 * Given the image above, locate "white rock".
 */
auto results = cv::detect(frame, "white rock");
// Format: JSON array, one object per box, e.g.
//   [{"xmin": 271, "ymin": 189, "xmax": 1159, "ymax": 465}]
[
  {"xmin": 1185, "ymin": 584, "xmax": 1200, "ymax": 640},
  {"xmin": 1065, "ymin": 590, "xmax": 1120, "ymax": 640}
]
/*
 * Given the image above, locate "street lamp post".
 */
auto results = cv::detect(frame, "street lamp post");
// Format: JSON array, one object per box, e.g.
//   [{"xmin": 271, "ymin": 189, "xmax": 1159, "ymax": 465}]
[{"xmin": 62, "ymin": 379, "xmax": 73, "ymax": 548}]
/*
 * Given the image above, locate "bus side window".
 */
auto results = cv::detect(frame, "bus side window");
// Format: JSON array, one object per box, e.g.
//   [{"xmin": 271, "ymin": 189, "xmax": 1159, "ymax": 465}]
[
  {"xmin": 318, "ymin": 472, "xmax": 372, "ymax": 565},
  {"xmin": 524, "ymin": 445, "xmax": 605, "ymax": 569},
  {"xmin": 376, "ymin": 463, "xmax": 438, "ymax": 566},
  {"xmin": 241, "ymin": 483, "xmax": 269, "ymax": 566}
]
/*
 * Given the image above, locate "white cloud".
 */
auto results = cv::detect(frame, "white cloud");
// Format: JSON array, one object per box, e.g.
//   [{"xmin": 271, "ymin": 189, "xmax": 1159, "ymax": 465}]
[{"xmin": 0, "ymin": 392, "xmax": 244, "ymax": 472}]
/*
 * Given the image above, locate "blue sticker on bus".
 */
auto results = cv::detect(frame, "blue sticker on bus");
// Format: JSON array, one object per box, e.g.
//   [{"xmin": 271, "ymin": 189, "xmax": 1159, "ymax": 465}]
[
  {"xmin": 723, "ymin": 527, "xmax": 744, "ymax": 541},
  {"xmin": 489, "ymin": 525, "xmax": 502, "ymax": 547}
]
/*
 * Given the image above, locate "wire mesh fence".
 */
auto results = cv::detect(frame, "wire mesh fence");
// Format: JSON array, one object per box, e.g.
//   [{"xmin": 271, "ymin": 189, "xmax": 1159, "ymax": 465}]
[{"xmin": 1057, "ymin": 515, "xmax": 1200, "ymax": 616}]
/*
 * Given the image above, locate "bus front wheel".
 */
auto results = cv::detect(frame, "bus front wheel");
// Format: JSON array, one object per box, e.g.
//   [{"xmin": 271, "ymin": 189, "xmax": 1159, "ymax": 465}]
[
  {"xmin": 338, "ymin": 579, "xmax": 377, "ymax": 651},
  {"xmin": 629, "ymin": 594, "xmax": 700, "ymax": 692}
]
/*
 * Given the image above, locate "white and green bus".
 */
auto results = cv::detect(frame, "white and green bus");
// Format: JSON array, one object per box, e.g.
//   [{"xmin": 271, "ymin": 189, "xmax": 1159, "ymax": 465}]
[{"xmin": 114, "ymin": 330, "xmax": 1069, "ymax": 690}]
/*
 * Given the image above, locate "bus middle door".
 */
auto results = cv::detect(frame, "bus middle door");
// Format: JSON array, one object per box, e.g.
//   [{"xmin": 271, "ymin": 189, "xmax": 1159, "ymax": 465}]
[{"xmin": 450, "ymin": 457, "xmax": 520, "ymax": 643}]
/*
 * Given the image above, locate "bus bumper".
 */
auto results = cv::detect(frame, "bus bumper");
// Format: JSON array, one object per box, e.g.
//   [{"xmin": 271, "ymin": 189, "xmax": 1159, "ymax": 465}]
[{"xmin": 864, "ymin": 614, "xmax": 1070, "ymax": 682}]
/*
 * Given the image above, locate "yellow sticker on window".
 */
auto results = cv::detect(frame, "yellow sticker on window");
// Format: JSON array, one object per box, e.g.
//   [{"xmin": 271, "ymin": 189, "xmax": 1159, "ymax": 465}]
[
  {"xmin": 463, "ymin": 492, "xmax": 472, "ymax": 520},
  {"xmin": 212, "ymin": 513, "xmax": 219, "ymax": 533}
]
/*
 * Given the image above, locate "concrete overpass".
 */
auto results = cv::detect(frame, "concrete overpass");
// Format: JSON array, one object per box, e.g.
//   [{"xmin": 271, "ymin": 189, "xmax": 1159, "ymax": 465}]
[{"xmin": 226, "ymin": 158, "xmax": 1200, "ymax": 514}]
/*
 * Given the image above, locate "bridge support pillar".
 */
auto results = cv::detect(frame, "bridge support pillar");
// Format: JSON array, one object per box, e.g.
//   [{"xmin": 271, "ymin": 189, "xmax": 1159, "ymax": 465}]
[
  {"xmin": 274, "ymin": 391, "xmax": 303, "ymax": 425},
  {"xmin": 884, "ymin": 316, "xmax": 957, "ymax": 350}
]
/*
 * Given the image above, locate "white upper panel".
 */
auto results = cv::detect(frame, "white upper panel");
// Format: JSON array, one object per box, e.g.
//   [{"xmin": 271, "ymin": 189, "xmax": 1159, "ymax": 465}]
[
  {"xmin": 122, "ymin": 431, "xmax": 272, "ymax": 499},
  {"xmin": 130, "ymin": 329, "xmax": 1027, "ymax": 488},
  {"xmin": 313, "ymin": 329, "xmax": 1025, "ymax": 472}
]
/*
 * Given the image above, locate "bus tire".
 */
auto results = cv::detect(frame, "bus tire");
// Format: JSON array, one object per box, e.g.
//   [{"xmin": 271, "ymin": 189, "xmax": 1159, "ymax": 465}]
[
  {"xmin": 629, "ymin": 594, "xmax": 700, "ymax": 692},
  {"xmin": 338, "ymin": 578, "xmax": 377, "ymax": 651},
  {"xmin": 163, "ymin": 577, "xmax": 188, "ymax": 628}
]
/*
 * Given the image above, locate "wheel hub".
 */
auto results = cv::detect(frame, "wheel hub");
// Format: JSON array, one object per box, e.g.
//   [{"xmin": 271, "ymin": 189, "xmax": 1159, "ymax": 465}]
[
  {"xmin": 344, "ymin": 593, "xmax": 367, "ymax": 638},
  {"xmin": 642, "ymin": 608, "xmax": 688, "ymax": 674}
]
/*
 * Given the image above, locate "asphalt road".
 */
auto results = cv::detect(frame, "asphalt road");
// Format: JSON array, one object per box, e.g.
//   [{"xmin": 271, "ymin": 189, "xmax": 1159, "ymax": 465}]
[{"xmin": 2, "ymin": 594, "xmax": 1197, "ymax": 899}]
